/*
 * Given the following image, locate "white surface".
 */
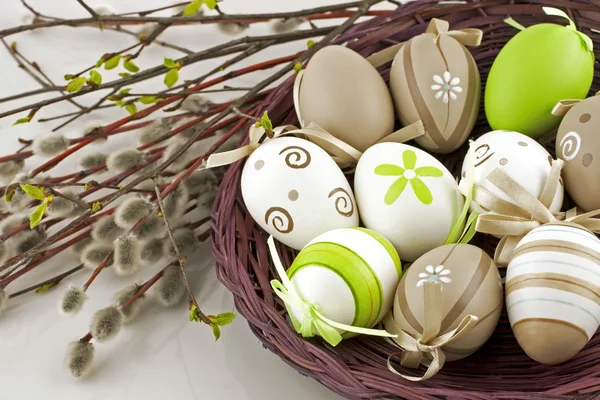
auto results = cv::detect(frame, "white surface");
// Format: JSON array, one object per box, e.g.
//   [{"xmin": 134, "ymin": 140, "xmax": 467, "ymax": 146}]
[{"xmin": 0, "ymin": 1, "xmax": 394, "ymax": 399}]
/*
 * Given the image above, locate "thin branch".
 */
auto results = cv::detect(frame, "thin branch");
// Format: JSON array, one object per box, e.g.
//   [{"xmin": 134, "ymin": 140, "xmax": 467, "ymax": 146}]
[
  {"xmin": 75, "ymin": 0, "xmax": 99, "ymax": 18},
  {"xmin": 8, "ymin": 264, "xmax": 84, "ymax": 298}
]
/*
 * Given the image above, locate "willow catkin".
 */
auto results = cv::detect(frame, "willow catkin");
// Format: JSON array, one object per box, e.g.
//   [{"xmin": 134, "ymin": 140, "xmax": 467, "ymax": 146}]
[
  {"xmin": 81, "ymin": 242, "xmax": 113, "ymax": 269},
  {"xmin": 184, "ymin": 169, "xmax": 218, "ymax": 196},
  {"xmin": 113, "ymin": 283, "xmax": 145, "ymax": 323},
  {"xmin": 91, "ymin": 4, "xmax": 115, "ymax": 15},
  {"xmin": 91, "ymin": 215, "xmax": 125, "ymax": 243},
  {"xmin": 0, "ymin": 289, "xmax": 8, "ymax": 316},
  {"xmin": 140, "ymin": 237, "xmax": 164, "ymax": 265},
  {"xmin": 165, "ymin": 229, "xmax": 199, "ymax": 258},
  {"xmin": 134, "ymin": 213, "xmax": 166, "ymax": 242},
  {"xmin": 137, "ymin": 22, "xmax": 160, "ymax": 40},
  {"xmin": 156, "ymin": 265, "xmax": 186, "ymax": 307},
  {"xmin": 217, "ymin": 22, "xmax": 249, "ymax": 35},
  {"xmin": 113, "ymin": 235, "xmax": 140, "ymax": 276},
  {"xmin": 14, "ymin": 229, "xmax": 46, "ymax": 254},
  {"xmin": 180, "ymin": 95, "xmax": 212, "ymax": 115},
  {"xmin": 106, "ymin": 149, "xmax": 145, "ymax": 173},
  {"xmin": 114, "ymin": 197, "xmax": 153, "ymax": 229},
  {"xmin": 0, "ymin": 214, "xmax": 28, "ymax": 234},
  {"xmin": 46, "ymin": 190, "xmax": 77, "ymax": 218},
  {"xmin": 138, "ymin": 118, "xmax": 170, "ymax": 145},
  {"xmin": 70, "ymin": 236, "xmax": 93, "ymax": 257},
  {"xmin": 161, "ymin": 140, "xmax": 191, "ymax": 173},
  {"xmin": 82, "ymin": 121, "xmax": 107, "ymax": 144},
  {"xmin": 269, "ymin": 17, "xmax": 304, "ymax": 33},
  {"xmin": 0, "ymin": 160, "xmax": 24, "ymax": 179},
  {"xmin": 33, "ymin": 134, "xmax": 69, "ymax": 157},
  {"xmin": 90, "ymin": 306, "xmax": 124, "ymax": 342},
  {"xmin": 59, "ymin": 286, "xmax": 86, "ymax": 316},
  {"xmin": 163, "ymin": 184, "xmax": 188, "ymax": 219},
  {"xmin": 64, "ymin": 341, "xmax": 94, "ymax": 379},
  {"xmin": 78, "ymin": 151, "xmax": 107, "ymax": 170}
]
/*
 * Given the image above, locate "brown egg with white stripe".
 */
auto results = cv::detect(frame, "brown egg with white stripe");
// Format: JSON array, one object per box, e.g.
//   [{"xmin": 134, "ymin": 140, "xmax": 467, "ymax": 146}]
[
  {"xmin": 506, "ymin": 222, "xmax": 600, "ymax": 364},
  {"xmin": 389, "ymin": 244, "xmax": 503, "ymax": 360},
  {"xmin": 389, "ymin": 21, "xmax": 481, "ymax": 153}
]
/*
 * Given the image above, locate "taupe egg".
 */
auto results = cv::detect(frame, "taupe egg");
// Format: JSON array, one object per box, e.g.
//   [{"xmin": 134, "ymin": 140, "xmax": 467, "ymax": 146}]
[
  {"xmin": 297, "ymin": 45, "xmax": 395, "ymax": 152},
  {"xmin": 556, "ymin": 95, "xmax": 600, "ymax": 211}
]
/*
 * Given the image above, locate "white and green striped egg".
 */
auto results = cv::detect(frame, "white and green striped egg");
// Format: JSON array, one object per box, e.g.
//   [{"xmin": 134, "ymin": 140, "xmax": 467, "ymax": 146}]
[{"xmin": 286, "ymin": 227, "xmax": 402, "ymax": 338}]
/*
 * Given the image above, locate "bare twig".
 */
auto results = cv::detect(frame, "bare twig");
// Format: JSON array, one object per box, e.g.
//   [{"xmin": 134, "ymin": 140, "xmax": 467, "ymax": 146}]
[
  {"xmin": 8, "ymin": 264, "xmax": 84, "ymax": 298},
  {"xmin": 75, "ymin": 0, "xmax": 99, "ymax": 18}
]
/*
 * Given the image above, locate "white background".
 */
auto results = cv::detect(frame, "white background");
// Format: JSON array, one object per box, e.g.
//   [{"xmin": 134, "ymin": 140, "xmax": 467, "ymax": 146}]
[{"xmin": 0, "ymin": 1, "xmax": 397, "ymax": 399}]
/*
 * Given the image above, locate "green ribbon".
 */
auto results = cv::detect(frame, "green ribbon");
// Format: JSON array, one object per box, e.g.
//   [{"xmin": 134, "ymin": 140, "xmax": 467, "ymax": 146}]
[
  {"xmin": 445, "ymin": 140, "xmax": 476, "ymax": 245},
  {"xmin": 267, "ymin": 236, "xmax": 398, "ymax": 347}
]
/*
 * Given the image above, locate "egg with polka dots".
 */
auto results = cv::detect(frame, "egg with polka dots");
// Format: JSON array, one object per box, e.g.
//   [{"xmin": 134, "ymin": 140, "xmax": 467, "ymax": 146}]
[
  {"xmin": 241, "ymin": 136, "xmax": 359, "ymax": 250},
  {"xmin": 556, "ymin": 95, "xmax": 600, "ymax": 211},
  {"xmin": 461, "ymin": 130, "xmax": 564, "ymax": 214}
]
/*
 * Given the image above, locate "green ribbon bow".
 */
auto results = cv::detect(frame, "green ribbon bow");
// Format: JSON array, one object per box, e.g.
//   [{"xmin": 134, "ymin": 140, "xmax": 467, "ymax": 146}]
[{"xmin": 268, "ymin": 236, "xmax": 398, "ymax": 346}]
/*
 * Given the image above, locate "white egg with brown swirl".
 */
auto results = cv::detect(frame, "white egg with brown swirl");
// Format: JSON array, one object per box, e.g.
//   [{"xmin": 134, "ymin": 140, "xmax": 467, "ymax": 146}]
[{"xmin": 241, "ymin": 136, "xmax": 359, "ymax": 250}]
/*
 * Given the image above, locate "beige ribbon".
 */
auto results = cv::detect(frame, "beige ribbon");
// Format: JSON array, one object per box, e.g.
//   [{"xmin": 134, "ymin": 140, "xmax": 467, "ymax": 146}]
[
  {"xmin": 383, "ymin": 282, "xmax": 479, "ymax": 381},
  {"xmin": 552, "ymin": 92, "xmax": 600, "ymax": 117}
]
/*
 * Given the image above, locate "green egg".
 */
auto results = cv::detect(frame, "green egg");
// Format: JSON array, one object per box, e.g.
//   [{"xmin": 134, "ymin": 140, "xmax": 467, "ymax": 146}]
[{"xmin": 485, "ymin": 14, "xmax": 594, "ymax": 139}]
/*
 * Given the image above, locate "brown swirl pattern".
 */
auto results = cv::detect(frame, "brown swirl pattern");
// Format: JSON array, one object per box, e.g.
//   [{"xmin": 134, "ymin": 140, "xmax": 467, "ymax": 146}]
[
  {"xmin": 279, "ymin": 146, "xmax": 311, "ymax": 169},
  {"xmin": 474, "ymin": 144, "xmax": 495, "ymax": 167},
  {"xmin": 264, "ymin": 207, "xmax": 294, "ymax": 233},
  {"xmin": 328, "ymin": 187, "xmax": 354, "ymax": 217}
]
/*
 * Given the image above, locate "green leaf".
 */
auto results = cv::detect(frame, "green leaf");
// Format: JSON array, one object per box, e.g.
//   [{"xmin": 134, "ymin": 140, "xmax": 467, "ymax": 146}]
[
  {"xmin": 95, "ymin": 58, "xmax": 104, "ymax": 68},
  {"xmin": 125, "ymin": 103, "xmax": 137, "ymax": 115},
  {"xmin": 13, "ymin": 116, "xmax": 31, "ymax": 126},
  {"xmin": 139, "ymin": 95, "xmax": 158, "ymax": 104},
  {"xmin": 115, "ymin": 100, "xmax": 125, "ymax": 107},
  {"xmin": 384, "ymin": 177, "xmax": 408, "ymax": 205},
  {"xmin": 293, "ymin": 62, "xmax": 302, "ymax": 73},
  {"xmin": 307, "ymin": 39, "xmax": 315, "ymax": 49},
  {"xmin": 65, "ymin": 77, "xmax": 87, "ymax": 93},
  {"xmin": 260, "ymin": 111, "xmax": 273, "ymax": 132},
  {"xmin": 123, "ymin": 60, "xmax": 139, "ymax": 72},
  {"xmin": 156, "ymin": 210, "xmax": 163, "ymax": 217},
  {"xmin": 91, "ymin": 202, "xmax": 102, "ymax": 213},
  {"xmin": 212, "ymin": 312, "xmax": 236, "ymax": 326},
  {"xmin": 88, "ymin": 70, "xmax": 102, "ymax": 85},
  {"xmin": 29, "ymin": 202, "xmax": 47, "ymax": 229},
  {"xmin": 183, "ymin": 0, "xmax": 202, "ymax": 16},
  {"xmin": 35, "ymin": 281, "xmax": 59, "ymax": 294},
  {"xmin": 63, "ymin": 73, "xmax": 73, "ymax": 80},
  {"xmin": 189, "ymin": 305, "xmax": 201, "ymax": 322},
  {"xmin": 19, "ymin": 183, "xmax": 45, "ymax": 201},
  {"xmin": 119, "ymin": 72, "xmax": 131, "ymax": 78},
  {"xmin": 104, "ymin": 54, "xmax": 121, "ymax": 70},
  {"xmin": 204, "ymin": 0, "xmax": 217, "ymax": 9},
  {"xmin": 164, "ymin": 68, "xmax": 179, "ymax": 88},
  {"xmin": 119, "ymin": 88, "xmax": 132, "ymax": 94},
  {"xmin": 163, "ymin": 58, "xmax": 179, "ymax": 69},
  {"xmin": 211, "ymin": 323, "xmax": 221, "ymax": 341},
  {"xmin": 4, "ymin": 187, "xmax": 16, "ymax": 202}
]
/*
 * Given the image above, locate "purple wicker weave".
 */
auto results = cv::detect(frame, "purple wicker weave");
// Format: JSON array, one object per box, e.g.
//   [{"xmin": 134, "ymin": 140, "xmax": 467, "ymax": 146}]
[{"xmin": 211, "ymin": 1, "xmax": 600, "ymax": 398}]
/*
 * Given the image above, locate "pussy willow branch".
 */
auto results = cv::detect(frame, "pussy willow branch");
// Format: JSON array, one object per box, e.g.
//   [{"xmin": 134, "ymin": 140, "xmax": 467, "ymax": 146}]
[
  {"xmin": 8, "ymin": 264, "xmax": 84, "ymax": 298},
  {"xmin": 0, "ymin": 0, "xmax": 380, "ymax": 274}
]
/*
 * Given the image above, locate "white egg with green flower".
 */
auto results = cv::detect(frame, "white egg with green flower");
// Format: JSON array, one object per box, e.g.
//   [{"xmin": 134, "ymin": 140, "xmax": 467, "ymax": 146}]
[{"xmin": 354, "ymin": 143, "xmax": 464, "ymax": 262}]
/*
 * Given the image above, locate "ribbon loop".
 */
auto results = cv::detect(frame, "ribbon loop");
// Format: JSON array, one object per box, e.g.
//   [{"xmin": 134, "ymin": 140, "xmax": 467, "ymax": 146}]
[
  {"xmin": 427, "ymin": 17, "xmax": 483, "ymax": 47},
  {"xmin": 542, "ymin": 7, "xmax": 593, "ymax": 52},
  {"xmin": 552, "ymin": 99, "xmax": 582, "ymax": 116}
]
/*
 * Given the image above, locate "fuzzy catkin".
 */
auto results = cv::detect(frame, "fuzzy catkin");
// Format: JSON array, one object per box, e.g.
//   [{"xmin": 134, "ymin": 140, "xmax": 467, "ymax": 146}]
[
  {"xmin": 70, "ymin": 236, "xmax": 93, "ymax": 257},
  {"xmin": 81, "ymin": 243, "xmax": 113, "ymax": 269},
  {"xmin": 165, "ymin": 229, "xmax": 199, "ymax": 258},
  {"xmin": 134, "ymin": 213, "xmax": 166, "ymax": 242},
  {"xmin": 137, "ymin": 22, "xmax": 160, "ymax": 40},
  {"xmin": 269, "ymin": 17, "xmax": 304, "ymax": 33},
  {"xmin": 180, "ymin": 95, "xmax": 212, "ymax": 115},
  {"xmin": 0, "ymin": 289, "xmax": 8, "ymax": 316},
  {"xmin": 46, "ymin": 190, "xmax": 77, "ymax": 218},
  {"xmin": 65, "ymin": 341, "xmax": 94, "ymax": 379},
  {"xmin": 161, "ymin": 139, "xmax": 191, "ymax": 173},
  {"xmin": 91, "ymin": 4, "xmax": 115, "ymax": 16},
  {"xmin": 90, "ymin": 306, "xmax": 124, "ymax": 342},
  {"xmin": 217, "ymin": 22, "xmax": 249, "ymax": 35},
  {"xmin": 139, "ymin": 118, "xmax": 171, "ymax": 145},
  {"xmin": 59, "ymin": 286, "xmax": 86, "ymax": 316},
  {"xmin": 113, "ymin": 235, "xmax": 140, "ymax": 276},
  {"xmin": 33, "ymin": 134, "xmax": 69, "ymax": 157},
  {"xmin": 163, "ymin": 184, "xmax": 188, "ymax": 218},
  {"xmin": 82, "ymin": 121, "xmax": 107, "ymax": 144},
  {"xmin": 0, "ymin": 160, "xmax": 24, "ymax": 179},
  {"xmin": 0, "ymin": 214, "xmax": 28, "ymax": 234},
  {"xmin": 92, "ymin": 215, "xmax": 125, "ymax": 243},
  {"xmin": 156, "ymin": 265, "xmax": 185, "ymax": 307},
  {"xmin": 184, "ymin": 169, "xmax": 218, "ymax": 196},
  {"xmin": 140, "ymin": 238, "xmax": 164, "ymax": 265},
  {"xmin": 14, "ymin": 229, "xmax": 46, "ymax": 254},
  {"xmin": 106, "ymin": 149, "xmax": 145, "ymax": 173},
  {"xmin": 79, "ymin": 151, "xmax": 107, "ymax": 170},
  {"xmin": 114, "ymin": 197, "xmax": 153, "ymax": 229},
  {"xmin": 113, "ymin": 284, "xmax": 145, "ymax": 323}
]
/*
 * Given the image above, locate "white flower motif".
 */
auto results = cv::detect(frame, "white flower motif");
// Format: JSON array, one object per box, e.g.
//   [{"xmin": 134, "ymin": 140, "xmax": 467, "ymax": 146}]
[
  {"xmin": 431, "ymin": 71, "xmax": 463, "ymax": 104},
  {"xmin": 416, "ymin": 265, "xmax": 452, "ymax": 287}
]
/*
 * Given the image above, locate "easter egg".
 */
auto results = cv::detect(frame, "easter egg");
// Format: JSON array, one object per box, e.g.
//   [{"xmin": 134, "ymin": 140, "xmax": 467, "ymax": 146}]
[
  {"xmin": 555, "ymin": 95, "xmax": 600, "ymax": 211},
  {"xmin": 461, "ymin": 130, "xmax": 564, "ymax": 214},
  {"xmin": 506, "ymin": 222, "xmax": 600, "ymax": 364},
  {"xmin": 485, "ymin": 23, "xmax": 594, "ymax": 139},
  {"xmin": 287, "ymin": 227, "xmax": 402, "ymax": 336},
  {"xmin": 241, "ymin": 137, "xmax": 359, "ymax": 250},
  {"xmin": 389, "ymin": 28, "xmax": 481, "ymax": 153},
  {"xmin": 298, "ymin": 45, "xmax": 395, "ymax": 151},
  {"xmin": 387, "ymin": 244, "xmax": 503, "ymax": 360},
  {"xmin": 355, "ymin": 142, "xmax": 464, "ymax": 262}
]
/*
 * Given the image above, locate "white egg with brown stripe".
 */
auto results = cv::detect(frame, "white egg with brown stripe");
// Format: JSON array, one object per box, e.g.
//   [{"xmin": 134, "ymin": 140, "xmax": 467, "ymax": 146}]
[
  {"xmin": 388, "ymin": 244, "xmax": 503, "ymax": 360},
  {"xmin": 286, "ymin": 227, "xmax": 402, "ymax": 339},
  {"xmin": 241, "ymin": 137, "xmax": 359, "ymax": 250},
  {"xmin": 506, "ymin": 222, "xmax": 600, "ymax": 364}
]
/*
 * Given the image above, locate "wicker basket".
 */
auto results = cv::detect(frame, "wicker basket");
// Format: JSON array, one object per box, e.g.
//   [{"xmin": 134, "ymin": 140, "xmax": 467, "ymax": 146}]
[{"xmin": 212, "ymin": 1, "xmax": 600, "ymax": 398}]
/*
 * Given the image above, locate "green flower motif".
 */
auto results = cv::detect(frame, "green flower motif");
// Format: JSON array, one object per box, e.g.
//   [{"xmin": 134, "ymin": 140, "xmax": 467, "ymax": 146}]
[{"xmin": 374, "ymin": 149, "xmax": 443, "ymax": 205}]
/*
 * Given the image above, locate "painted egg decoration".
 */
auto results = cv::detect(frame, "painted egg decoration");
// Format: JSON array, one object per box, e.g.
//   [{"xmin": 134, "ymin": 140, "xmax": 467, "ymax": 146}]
[
  {"xmin": 485, "ymin": 16, "xmax": 594, "ymax": 139},
  {"xmin": 461, "ymin": 130, "xmax": 564, "ymax": 214},
  {"xmin": 286, "ymin": 227, "xmax": 402, "ymax": 337},
  {"xmin": 297, "ymin": 45, "xmax": 395, "ymax": 152},
  {"xmin": 555, "ymin": 95, "xmax": 600, "ymax": 211},
  {"xmin": 506, "ymin": 222, "xmax": 600, "ymax": 364},
  {"xmin": 389, "ymin": 25, "xmax": 481, "ymax": 153},
  {"xmin": 387, "ymin": 244, "xmax": 503, "ymax": 360},
  {"xmin": 355, "ymin": 142, "xmax": 464, "ymax": 262},
  {"xmin": 241, "ymin": 137, "xmax": 359, "ymax": 250}
]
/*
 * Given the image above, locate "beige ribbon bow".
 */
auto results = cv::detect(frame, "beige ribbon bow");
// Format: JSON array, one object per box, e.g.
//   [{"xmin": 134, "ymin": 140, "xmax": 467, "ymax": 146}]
[{"xmin": 383, "ymin": 282, "xmax": 479, "ymax": 381}]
